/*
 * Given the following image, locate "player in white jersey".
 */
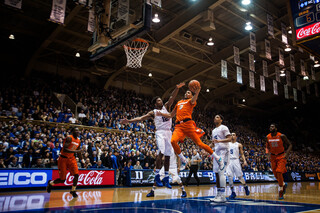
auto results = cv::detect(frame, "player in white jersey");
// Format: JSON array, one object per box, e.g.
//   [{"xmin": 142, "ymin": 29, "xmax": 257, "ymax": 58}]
[
  {"xmin": 120, "ymin": 82, "xmax": 185, "ymax": 188},
  {"xmin": 227, "ymin": 133, "xmax": 250, "ymax": 199},
  {"xmin": 211, "ymin": 114, "xmax": 231, "ymax": 203},
  {"xmin": 146, "ymin": 145, "xmax": 187, "ymax": 198}
]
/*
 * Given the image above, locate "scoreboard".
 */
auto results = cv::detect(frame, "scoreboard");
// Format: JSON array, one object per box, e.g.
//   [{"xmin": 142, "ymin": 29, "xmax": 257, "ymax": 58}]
[{"xmin": 288, "ymin": 0, "xmax": 320, "ymax": 41}]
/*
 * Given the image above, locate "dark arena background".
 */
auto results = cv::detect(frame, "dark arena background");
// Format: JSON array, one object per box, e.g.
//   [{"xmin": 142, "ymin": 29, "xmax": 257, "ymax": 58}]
[{"xmin": 0, "ymin": 0, "xmax": 320, "ymax": 212}]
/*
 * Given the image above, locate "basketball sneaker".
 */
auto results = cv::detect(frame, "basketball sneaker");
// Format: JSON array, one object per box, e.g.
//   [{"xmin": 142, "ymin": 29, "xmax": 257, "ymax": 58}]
[
  {"xmin": 279, "ymin": 190, "xmax": 284, "ymax": 200},
  {"xmin": 181, "ymin": 191, "xmax": 187, "ymax": 198},
  {"xmin": 229, "ymin": 192, "xmax": 236, "ymax": 199},
  {"xmin": 218, "ymin": 157, "xmax": 225, "ymax": 170},
  {"xmin": 146, "ymin": 190, "xmax": 154, "ymax": 197},
  {"xmin": 283, "ymin": 182, "xmax": 288, "ymax": 194},
  {"xmin": 70, "ymin": 191, "xmax": 78, "ymax": 198},
  {"xmin": 180, "ymin": 157, "xmax": 188, "ymax": 171},
  {"xmin": 154, "ymin": 174, "xmax": 163, "ymax": 187},
  {"xmin": 46, "ymin": 180, "xmax": 52, "ymax": 193},
  {"xmin": 244, "ymin": 186, "xmax": 250, "ymax": 196},
  {"xmin": 162, "ymin": 176, "xmax": 172, "ymax": 189}
]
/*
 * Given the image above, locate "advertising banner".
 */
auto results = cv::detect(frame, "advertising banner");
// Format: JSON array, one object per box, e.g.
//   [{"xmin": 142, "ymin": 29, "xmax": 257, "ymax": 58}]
[
  {"xmin": 0, "ymin": 169, "xmax": 115, "ymax": 189},
  {"xmin": 130, "ymin": 170, "xmax": 277, "ymax": 185}
]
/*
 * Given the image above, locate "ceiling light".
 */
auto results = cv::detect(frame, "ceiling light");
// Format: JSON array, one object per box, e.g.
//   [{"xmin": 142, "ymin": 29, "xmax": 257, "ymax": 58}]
[
  {"xmin": 206, "ymin": 89, "xmax": 210, "ymax": 92},
  {"xmin": 75, "ymin": 52, "xmax": 80, "ymax": 57},
  {"xmin": 148, "ymin": 73, "xmax": 152, "ymax": 77},
  {"xmin": 207, "ymin": 37, "xmax": 214, "ymax": 46},
  {"xmin": 242, "ymin": 98, "xmax": 246, "ymax": 102},
  {"xmin": 9, "ymin": 34, "xmax": 15, "ymax": 40},
  {"xmin": 303, "ymin": 76, "xmax": 309, "ymax": 80},
  {"xmin": 245, "ymin": 22, "xmax": 252, "ymax": 31},
  {"xmin": 152, "ymin": 13, "xmax": 160, "ymax": 23},
  {"xmin": 314, "ymin": 64, "xmax": 320, "ymax": 67},
  {"xmin": 280, "ymin": 70, "xmax": 286, "ymax": 77},
  {"xmin": 294, "ymin": 106, "xmax": 297, "ymax": 110},
  {"xmin": 241, "ymin": 0, "xmax": 251, "ymax": 5},
  {"xmin": 288, "ymin": 29, "xmax": 292, "ymax": 34},
  {"xmin": 284, "ymin": 45, "xmax": 291, "ymax": 52}
]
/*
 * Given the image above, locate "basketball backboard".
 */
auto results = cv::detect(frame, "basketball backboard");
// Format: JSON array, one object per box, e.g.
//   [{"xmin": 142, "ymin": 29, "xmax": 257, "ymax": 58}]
[{"xmin": 88, "ymin": 0, "xmax": 152, "ymax": 61}]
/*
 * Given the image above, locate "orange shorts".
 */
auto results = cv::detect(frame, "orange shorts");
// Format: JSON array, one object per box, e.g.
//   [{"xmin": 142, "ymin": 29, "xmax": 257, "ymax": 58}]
[
  {"xmin": 171, "ymin": 120, "xmax": 212, "ymax": 155},
  {"xmin": 270, "ymin": 155, "xmax": 287, "ymax": 174},
  {"xmin": 171, "ymin": 121, "xmax": 204, "ymax": 143},
  {"xmin": 58, "ymin": 156, "xmax": 78, "ymax": 180}
]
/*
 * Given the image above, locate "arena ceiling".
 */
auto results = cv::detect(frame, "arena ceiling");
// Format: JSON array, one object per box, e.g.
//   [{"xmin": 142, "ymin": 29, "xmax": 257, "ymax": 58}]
[{"xmin": 1, "ymin": 0, "xmax": 319, "ymax": 114}]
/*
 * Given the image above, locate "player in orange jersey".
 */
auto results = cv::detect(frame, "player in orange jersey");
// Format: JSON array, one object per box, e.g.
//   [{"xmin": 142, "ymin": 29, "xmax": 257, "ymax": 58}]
[
  {"xmin": 46, "ymin": 127, "xmax": 83, "ymax": 198},
  {"xmin": 157, "ymin": 86, "xmax": 223, "ymax": 170},
  {"xmin": 266, "ymin": 123, "xmax": 292, "ymax": 200}
]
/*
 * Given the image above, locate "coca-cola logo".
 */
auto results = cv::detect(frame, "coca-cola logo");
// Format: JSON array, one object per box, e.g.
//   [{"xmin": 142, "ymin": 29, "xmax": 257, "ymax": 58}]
[
  {"xmin": 64, "ymin": 171, "xmax": 105, "ymax": 186},
  {"xmin": 296, "ymin": 22, "xmax": 320, "ymax": 40}
]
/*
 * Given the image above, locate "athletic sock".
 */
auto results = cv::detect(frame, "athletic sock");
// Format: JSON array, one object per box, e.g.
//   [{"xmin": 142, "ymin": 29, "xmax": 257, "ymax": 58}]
[
  {"xmin": 155, "ymin": 169, "xmax": 160, "ymax": 176},
  {"xmin": 181, "ymin": 186, "xmax": 185, "ymax": 191},
  {"xmin": 231, "ymin": 186, "xmax": 234, "ymax": 193},
  {"xmin": 71, "ymin": 186, "xmax": 76, "ymax": 191},
  {"xmin": 165, "ymin": 171, "xmax": 169, "ymax": 177},
  {"xmin": 152, "ymin": 186, "xmax": 156, "ymax": 191}
]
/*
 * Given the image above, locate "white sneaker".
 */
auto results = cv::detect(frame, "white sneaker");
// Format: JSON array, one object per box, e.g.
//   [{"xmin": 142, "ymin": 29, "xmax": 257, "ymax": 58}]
[
  {"xmin": 217, "ymin": 157, "xmax": 225, "ymax": 170},
  {"xmin": 180, "ymin": 158, "xmax": 187, "ymax": 171}
]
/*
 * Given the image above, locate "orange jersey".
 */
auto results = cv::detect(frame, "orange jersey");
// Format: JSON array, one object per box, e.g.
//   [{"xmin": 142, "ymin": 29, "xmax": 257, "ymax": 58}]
[
  {"xmin": 174, "ymin": 99, "xmax": 196, "ymax": 123},
  {"xmin": 266, "ymin": 132, "xmax": 284, "ymax": 155},
  {"xmin": 61, "ymin": 135, "xmax": 80, "ymax": 158}
]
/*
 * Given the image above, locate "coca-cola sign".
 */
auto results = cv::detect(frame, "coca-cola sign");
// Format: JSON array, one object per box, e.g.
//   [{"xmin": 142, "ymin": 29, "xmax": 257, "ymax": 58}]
[
  {"xmin": 52, "ymin": 170, "xmax": 115, "ymax": 186},
  {"xmin": 296, "ymin": 22, "xmax": 320, "ymax": 40}
]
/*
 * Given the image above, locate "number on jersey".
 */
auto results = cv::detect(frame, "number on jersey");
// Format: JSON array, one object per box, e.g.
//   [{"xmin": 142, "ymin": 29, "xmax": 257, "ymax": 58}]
[{"xmin": 162, "ymin": 117, "xmax": 169, "ymax": 122}]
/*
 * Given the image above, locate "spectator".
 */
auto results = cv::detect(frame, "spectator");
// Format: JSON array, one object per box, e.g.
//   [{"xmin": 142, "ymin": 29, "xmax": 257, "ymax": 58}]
[
  {"xmin": 8, "ymin": 156, "xmax": 22, "ymax": 168},
  {"xmin": 32, "ymin": 158, "xmax": 45, "ymax": 168},
  {"xmin": 0, "ymin": 158, "xmax": 6, "ymax": 168},
  {"xmin": 134, "ymin": 161, "xmax": 143, "ymax": 170}
]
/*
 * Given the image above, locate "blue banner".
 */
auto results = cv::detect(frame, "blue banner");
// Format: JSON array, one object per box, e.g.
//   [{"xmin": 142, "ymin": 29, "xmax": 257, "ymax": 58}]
[{"xmin": 0, "ymin": 169, "xmax": 52, "ymax": 188}]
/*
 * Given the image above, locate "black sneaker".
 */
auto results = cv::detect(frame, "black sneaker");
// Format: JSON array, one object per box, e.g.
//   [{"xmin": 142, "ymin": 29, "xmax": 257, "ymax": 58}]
[
  {"xmin": 70, "ymin": 191, "xmax": 78, "ymax": 198},
  {"xmin": 46, "ymin": 180, "xmax": 52, "ymax": 193}
]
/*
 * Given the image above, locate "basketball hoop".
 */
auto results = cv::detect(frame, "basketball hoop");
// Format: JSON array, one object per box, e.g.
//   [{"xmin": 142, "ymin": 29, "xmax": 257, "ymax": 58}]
[{"xmin": 123, "ymin": 38, "xmax": 149, "ymax": 68}]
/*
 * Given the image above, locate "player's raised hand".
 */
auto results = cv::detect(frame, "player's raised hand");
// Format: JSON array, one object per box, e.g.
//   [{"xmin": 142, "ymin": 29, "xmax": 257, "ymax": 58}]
[
  {"xmin": 194, "ymin": 85, "xmax": 201, "ymax": 93},
  {"xmin": 120, "ymin": 118, "xmax": 129, "ymax": 124},
  {"xmin": 176, "ymin": 82, "xmax": 185, "ymax": 88}
]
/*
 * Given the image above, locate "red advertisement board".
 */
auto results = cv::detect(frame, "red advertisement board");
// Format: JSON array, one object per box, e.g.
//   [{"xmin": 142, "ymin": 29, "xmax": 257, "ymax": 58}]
[
  {"xmin": 296, "ymin": 22, "xmax": 320, "ymax": 40},
  {"xmin": 52, "ymin": 170, "xmax": 115, "ymax": 186}
]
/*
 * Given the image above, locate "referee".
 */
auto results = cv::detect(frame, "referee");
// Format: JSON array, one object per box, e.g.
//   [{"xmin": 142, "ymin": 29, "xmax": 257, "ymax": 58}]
[{"xmin": 185, "ymin": 149, "xmax": 202, "ymax": 186}]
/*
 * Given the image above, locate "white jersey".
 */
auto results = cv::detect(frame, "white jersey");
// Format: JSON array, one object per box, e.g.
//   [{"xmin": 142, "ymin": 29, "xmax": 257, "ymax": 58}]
[
  {"xmin": 211, "ymin": 124, "xmax": 231, "ymax": 152},
  {"xmin": 229, "ymin": 142, "xmax": 240, "ymax": 160},
  {"xmin": 154, "ymin": 106, "xmax": 172, "ymax": 131}
]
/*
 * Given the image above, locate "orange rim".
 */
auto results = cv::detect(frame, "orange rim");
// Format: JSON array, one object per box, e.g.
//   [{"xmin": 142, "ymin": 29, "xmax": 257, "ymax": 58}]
[{"xmin": 123, "ymin": 38, "xmax": 149, "ymax": 50}]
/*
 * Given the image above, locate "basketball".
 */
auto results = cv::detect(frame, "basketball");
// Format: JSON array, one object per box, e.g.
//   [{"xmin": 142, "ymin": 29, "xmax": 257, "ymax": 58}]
[{"xmin": 188, "ymin": 80, "xmax": 200, "ymax": 92}]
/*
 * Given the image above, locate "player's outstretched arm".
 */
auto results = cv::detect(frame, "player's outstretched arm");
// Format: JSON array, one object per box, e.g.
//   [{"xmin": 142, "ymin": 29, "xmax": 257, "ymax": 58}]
[
  {"xmin": 281, "ymin": 134, "xmax": 292, "ymax": 158},
  {"xmin": 239, "ymin": 143, "xmax": 248, "ymax": 167},
  {"xmin": 156, "ymin": 108, "xmax": 177, "ymax": 118},
  {"xmin": 191, "ymin": 86, "xmax": 201, "ymax": 105},
  {"xmin": 120, "ymin": 111, "xmax": 154, "ymax": 124},
  {"xmin": 165, "ymin": 82, "xmax": 185, "ymax": 110}
]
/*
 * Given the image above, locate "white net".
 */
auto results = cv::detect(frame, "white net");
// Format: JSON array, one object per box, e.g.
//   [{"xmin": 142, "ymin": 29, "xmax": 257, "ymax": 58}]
[{"xmin": 123, "ymin": 38, "xmax": 149, "ymax": 68}]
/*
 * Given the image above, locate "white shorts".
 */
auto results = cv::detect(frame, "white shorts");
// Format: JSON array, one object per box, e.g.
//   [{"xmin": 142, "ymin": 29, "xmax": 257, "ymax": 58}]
[
  {"xmin": 213, "ymin": 149, "xmax": 229, "ymax": 173},
  {"xmin": 226, "ymin": 159, "xmax": 243, "ymax": 178},
  {"xmin": 160, "ymin": 167, "xmax": 182, "ymax": 184},
  {"xmin": 155, "ymin": 130, "xmax": 172, "ymax": 156}
]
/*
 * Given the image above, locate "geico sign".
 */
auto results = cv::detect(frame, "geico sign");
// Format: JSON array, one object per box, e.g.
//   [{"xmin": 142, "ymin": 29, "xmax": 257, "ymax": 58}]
[
  {"xmin": 0, "ymin": 195, "xmax": 45, "ymax": 211},
  {"xmin": 0, "ymin": 172, "xmax": 47, "ymax": 185}
]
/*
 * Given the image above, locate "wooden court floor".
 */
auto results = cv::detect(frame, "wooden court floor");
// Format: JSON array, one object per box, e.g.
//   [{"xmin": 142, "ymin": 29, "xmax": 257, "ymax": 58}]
[{"xmin": 1, "ymin": 182, "xmax": 320, "ymax": 212}]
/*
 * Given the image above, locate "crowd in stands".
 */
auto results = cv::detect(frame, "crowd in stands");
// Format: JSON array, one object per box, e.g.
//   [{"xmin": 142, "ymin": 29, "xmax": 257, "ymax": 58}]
[{"xmin": 0, "ymin": 75, "xmax": 320, "ymax": 185}]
